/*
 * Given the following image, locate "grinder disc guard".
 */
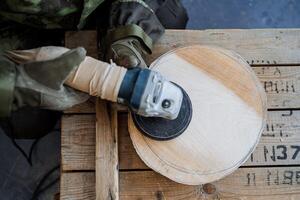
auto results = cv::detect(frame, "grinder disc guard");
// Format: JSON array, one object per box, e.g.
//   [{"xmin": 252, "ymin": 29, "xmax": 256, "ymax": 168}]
[{"xmin": 131, "ymin": 84, "xmax": 192, "ymax": 140}]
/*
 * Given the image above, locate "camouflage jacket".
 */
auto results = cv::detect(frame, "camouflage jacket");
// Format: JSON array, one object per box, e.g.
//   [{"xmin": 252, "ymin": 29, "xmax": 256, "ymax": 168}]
[
  {"xmin": 0, "ymin": 0, "xmax": 106, "ymax": 117},
  {"xmin": 0, "ymin": 0, "xmax": 105, "ymax": 29},
  {"xmin": 0, "ymin": 0, "xmax": 165, "ymax": 118}
]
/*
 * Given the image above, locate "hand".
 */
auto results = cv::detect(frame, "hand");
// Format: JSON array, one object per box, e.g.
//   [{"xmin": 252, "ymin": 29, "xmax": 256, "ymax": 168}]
[
  {"xmin": 106, "ymin": 0, "xmax": 165, "ymax": 68},
  {"xmin": 107, "ymin": 37, "xmax": 147, "ymax": 68},
  {"xmin": 4, "ymin": 46, "xmax": 89, "ymax": 111}
]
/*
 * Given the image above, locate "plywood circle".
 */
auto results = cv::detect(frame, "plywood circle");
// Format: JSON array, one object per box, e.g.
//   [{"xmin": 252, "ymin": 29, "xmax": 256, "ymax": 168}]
[{"xmin": 128, "ymin": 45, "xmax": 267, "ymax": 185}]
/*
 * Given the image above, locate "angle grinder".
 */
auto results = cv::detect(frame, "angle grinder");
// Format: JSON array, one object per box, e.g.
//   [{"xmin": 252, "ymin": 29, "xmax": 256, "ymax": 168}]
[{"xmin": 117, "ymin": 67, "xmax": 193, "ymax": 140}]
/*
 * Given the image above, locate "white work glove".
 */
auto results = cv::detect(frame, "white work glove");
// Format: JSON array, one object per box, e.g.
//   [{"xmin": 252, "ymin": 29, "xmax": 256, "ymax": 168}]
[{"xmin": 4, "ymin": 47, "xmax": 89, "ymax": 112}]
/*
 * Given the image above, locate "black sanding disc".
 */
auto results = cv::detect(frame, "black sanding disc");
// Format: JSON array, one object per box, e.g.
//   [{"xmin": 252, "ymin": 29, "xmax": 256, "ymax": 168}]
[{"xmin": 131, "ymin": 85, "xmax": 192, "ymax": 140}]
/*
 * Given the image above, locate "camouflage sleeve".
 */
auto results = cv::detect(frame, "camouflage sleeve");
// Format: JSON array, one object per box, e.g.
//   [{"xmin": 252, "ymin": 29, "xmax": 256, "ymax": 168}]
[
  {"xmin": 0, "ymin": 0, "xmax": 91, "ymax": 29},
  {"xmin": 78, "ymin": 0, "xmax": 105, "ymax": 29},
  {"xmin": 0, "ymin": 55, "xmax": 16, "ymax": 117},
  {"xmin": 107, "ymin": 0, "xmax": 165, "ymax": 55}
]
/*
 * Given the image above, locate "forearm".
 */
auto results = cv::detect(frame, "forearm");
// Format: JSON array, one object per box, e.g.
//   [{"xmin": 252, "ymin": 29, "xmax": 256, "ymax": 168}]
[
  {"xmin": 0, "ymin": 56, "xmax": 16, "ymax": 117},
  {"xmin": 104, "ymin": 0, "xmax": 165, "ymax": 69},
  {"xmin": 108, "ymin": 0, "xmax": 165, "ymax": 44}
]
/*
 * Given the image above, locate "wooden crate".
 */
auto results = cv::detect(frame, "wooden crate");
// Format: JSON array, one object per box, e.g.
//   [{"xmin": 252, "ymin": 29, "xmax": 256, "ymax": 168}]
[{"xmin": 60, "ymin": 29, "xmax": 300, "ymax": 199}]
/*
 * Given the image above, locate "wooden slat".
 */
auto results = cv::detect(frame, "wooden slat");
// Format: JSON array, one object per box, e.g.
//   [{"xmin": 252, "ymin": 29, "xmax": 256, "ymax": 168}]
[
  {"xmin": 62, "ymin": 110, "xmax": 300, "ymax": 171},
  {"xmin": 64, "ymin": 29, "xmax": 300, "ymax": 67},
  {"xmin": 65, "ymin": 30, "xmax": 98, "ymax": 58},
  {"xmin": 60, "ymin": 172, "xmax": 95, "ymax": 200},
  {"xmin": 118, "ymin": 114, "xmax": 145, "ymax": 170},
  {"xmin": 149, "ymin": 29, "xmax": 300, "ymax": 65},
  {"xmin": 61, "ymin": 114, "xmax": 95, "ymax": 171},
  {"xmin": 95, "ymin": 100, "xmax": 119, "ymax": 200},
  {"xmin": 253, "ymin": 66, "xmax": 300, "ymax": 109},
  {"xmin": 246, "ymin": 110, "xmax": 300, "ymax": 166},
  {"xmin": 61, "ymin": 167, "xmax": 300, "ymax": 200},
  {"xmin": 61, "ymin": 113, "xmax": 145, "ymax": 171},
  {"xmin": 64, "ymin": 97, "xmax": 96, "ymax": 114}
]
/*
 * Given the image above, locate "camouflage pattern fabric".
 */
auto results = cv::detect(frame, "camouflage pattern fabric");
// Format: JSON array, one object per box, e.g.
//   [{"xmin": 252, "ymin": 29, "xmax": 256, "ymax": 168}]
[{"xmin": 0, "ymin": 0, "xmax": 104, "ymax": 29}]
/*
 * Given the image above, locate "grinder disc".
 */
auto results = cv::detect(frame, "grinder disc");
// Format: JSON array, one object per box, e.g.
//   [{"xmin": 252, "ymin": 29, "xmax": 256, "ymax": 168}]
[{"xmin": 131, "ymin": 84, "xmax": 192, "ymax": 140}]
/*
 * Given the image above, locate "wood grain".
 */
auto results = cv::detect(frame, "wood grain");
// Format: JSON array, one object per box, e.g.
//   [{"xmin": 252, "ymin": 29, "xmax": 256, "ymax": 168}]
[
  {"xmin": 245, "ymin": 110, "xmax": 300, "ymax": 166},
  {"xmin": 61, "ymin": 114, "xmax": 96, "ymax": 171},
  {"xmin": 65, "ymin": 31, "xmax": 98, "ymax": 58},
  {"xmin": 65, "ymin": 29, "xmax": 300, "ymax": 66},
  {"xmin": 60, "ymin": 167, "xmax": 300, "ymax": 200},
  {"xmin": 149, "ymin": 29, "xmax": 300, "ymax": 65},
  {"xmin": 174, "ymin": 45, "xmax": 265, "ymax": 115},
  {"xmin": 60, "ymin": 172, "xmax": 95, "ymax": 200},
  {"xmin": 95, "ymin": 100, "xmax": 119, "ymax": 200},
  {"xmin": 253, "ymin": 66, "xmax": 300, "ymax": 109},
  {"xmin": 61, "ymin": 113, "xmax": 145, "ymax": 171},
  {"xmin": 62, "ymin": 110, "xmax": 300, "ymax": 171},
  {"xmin": 129, "ymin": 45, "xmax": 266, "ymax": 185},
  {"xmin": 64, "ymin": 97, "xmax": 96, "ymax": 114}
]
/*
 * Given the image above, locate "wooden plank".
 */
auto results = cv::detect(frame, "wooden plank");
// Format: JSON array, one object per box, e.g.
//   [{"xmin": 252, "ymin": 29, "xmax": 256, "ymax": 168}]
[
  {"xmin": 118, "ymin": 114, "xmax": 145, "ymax": 170},
  {"xmin": 62, "ymin": 110, "xmax": 300, "ymax": 171},
  {"xmin": 60, "ymin": 172, "xmax": 95, "ymax": 200},
  {"xmin": 61, "ymin": 113, "xmax": 145, "ymax": 171},
  {"xmin": 64, "ymin": 29, "xmax": 300, "ymax": 67},
  {"xmin": 64, "ymin": 97, "xmax": 96, "ymax": 114},
  {"xmin": 61, "ymin": 114, "xmax": 95, "ymax": 171},
  {"xmin": 149, "ymin": 29, "xmax": 300, "ymax": 65},
  {"xmin": 246, "ymin": 110, "xmax": 300, "ymax": 166},
  {"xmin": 65, "ymin": 30, "xmax": 98, "ymax": 58},
  {"xmin": 253, "ymin": 66, "xmax": 300, "ymax": 109},
  {"xmin": 60, "ymin": 167, "xmax": 300, "ymax": 200},
  {"xmin": 95, "ymin": 100, "xmax": 119, "ymax": 200}
]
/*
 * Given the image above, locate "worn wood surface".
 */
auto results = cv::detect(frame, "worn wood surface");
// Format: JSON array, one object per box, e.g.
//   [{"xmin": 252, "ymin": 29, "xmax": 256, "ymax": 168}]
[
  {"xmin": 253, "ymin": 66, "xmax": 300, "ymax": 109},
  {"xmin": 61, "ymin": 167, "xmax": 300, "ymax": 200},
  {"xmin": 129, "ymin": 45, "xmax": 266, "ymax": 185},
  {"xmin": 64, "ymin": 97, "xmax": 96, "ymax": 114},
  {"xmin": 149, "ymin": 29, "xmax": 300, "ymax": 65},
  {"xmin": 61, "ymin": 172, "xmax": 95, "ymax": 200},
  {"xmin": 65, "ymin": 29, "xmax": 300, "ymax": 65},
  {"xmin": 61, "ymin": 114, "xmax": 96, "ymax": 171},
  {"xmin": 62, "ymin": 110, "xmax": 300, "ymax": 171},
  {"xmin": 95, "ymin": 100, "xmax": 119, "ymax": 200},
  {"xmin": 64, "ymin": 31, "xmax": 98, "ymax": 58},
  {"xmin": 61, "ymin": 29, "xmax": 300, "ymax": 199}
]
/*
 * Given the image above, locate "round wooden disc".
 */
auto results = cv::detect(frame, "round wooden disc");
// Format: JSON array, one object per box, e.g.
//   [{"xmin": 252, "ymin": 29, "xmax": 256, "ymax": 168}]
[{"xmin": 128, "ymin": 45, "xmax": 266, "ymax": 185}]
